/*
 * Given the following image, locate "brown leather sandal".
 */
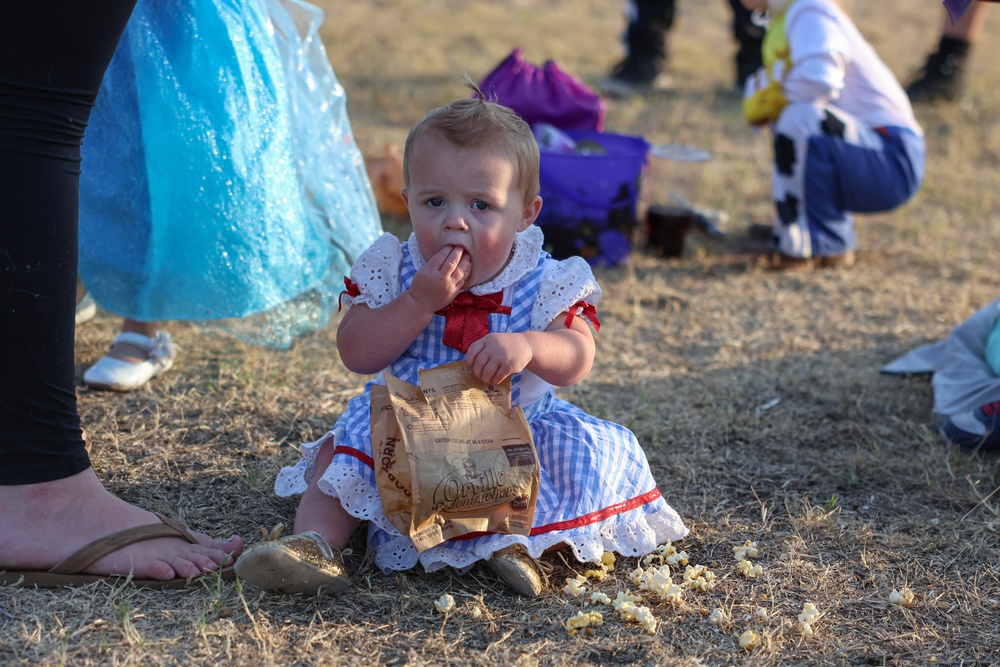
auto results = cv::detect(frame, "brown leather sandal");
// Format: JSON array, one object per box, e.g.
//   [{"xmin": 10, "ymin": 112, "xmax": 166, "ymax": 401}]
[{"xmin": 0, "ymin": 514, "xmax": 235, "ymax": 589}]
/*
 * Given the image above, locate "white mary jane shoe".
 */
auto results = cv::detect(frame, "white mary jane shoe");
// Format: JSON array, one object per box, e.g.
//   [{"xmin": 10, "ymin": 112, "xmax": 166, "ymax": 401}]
[{"xmin": 83, "ymin": 331, "xmax": 177, "ymax": 391}]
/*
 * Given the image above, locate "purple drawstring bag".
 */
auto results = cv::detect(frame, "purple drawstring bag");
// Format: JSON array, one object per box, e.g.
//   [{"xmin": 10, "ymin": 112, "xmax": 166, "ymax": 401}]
[{"xmin": 477, "ymin": 48, "xmax": 604, "ymax": 131}]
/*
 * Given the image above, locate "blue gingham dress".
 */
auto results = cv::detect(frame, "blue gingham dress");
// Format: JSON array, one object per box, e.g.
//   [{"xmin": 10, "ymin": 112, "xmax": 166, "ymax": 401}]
[{"xmin": 275, "ymin": 228, "xmax": 688, "ymax": 573}]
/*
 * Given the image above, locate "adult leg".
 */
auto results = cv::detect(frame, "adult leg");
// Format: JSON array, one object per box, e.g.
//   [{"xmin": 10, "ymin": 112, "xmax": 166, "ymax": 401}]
[
  {"xmin": 906, "ymin": 3, "xmax": 990, "ymax": 103},
  {"xmin": 727, "ymin": 0, "xmax": 764, "ymax": 90},
  {"xmin": 0, "ymin": 0, "xmax": 242, "ymax": 580},
  {"xmin": 598, "ymin": 0, "xmax": 675, "ymax": 98}
]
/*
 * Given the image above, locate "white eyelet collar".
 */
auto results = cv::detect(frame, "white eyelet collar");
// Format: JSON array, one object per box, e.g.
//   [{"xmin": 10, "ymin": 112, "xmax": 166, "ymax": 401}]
[{"xmin": 406, "ymin": 225, "xmax": 544, "ymax": 295}]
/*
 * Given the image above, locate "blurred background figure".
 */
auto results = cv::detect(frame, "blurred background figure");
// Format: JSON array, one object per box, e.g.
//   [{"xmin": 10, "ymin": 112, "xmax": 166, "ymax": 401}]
[
  {"xmin": 739, "ymin": 0, "xmax": 925, "ymax": 270},
  {"xmin": 597, "ymin": 0, "xmax": 765, "ymax": 98},
  {"xmin": 77, "ymin": 0, "xmax": 381, "ymax": 391},
  {"xmin": 905, "ymin": 1, "xmax": 990, "ymax": 103}
]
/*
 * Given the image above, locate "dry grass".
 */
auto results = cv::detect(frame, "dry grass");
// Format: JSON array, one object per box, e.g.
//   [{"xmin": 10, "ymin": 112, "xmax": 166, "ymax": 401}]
[{"xmin": 4, "ymin": 1, "xmax": 1000, "ymax": 665}]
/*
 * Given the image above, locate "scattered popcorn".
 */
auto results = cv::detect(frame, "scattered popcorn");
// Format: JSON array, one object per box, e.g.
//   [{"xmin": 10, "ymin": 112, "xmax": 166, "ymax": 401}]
[
  {"xmin": 563, "ymin": 575, "xmax": 588, "ymax": 598},
  {"xmin": 733, "ymin": 540, "xmax": 759, "ymax": 562},
  {"xmin": 466, "ymin": 605, "xmax": 483, "ymax": 619},
  {"xmin": 889, "ymin": 588, "xmax": 915, "ymax": 607},
  {"xmin": 631, "ymin": 564, "xmax": 683, "ymax": 602},
  {"xmin": 683, "ymin": 564, "xmax": 718, "ymax": 592},
  {"xmin": 615, "ymin": 599, "xmax": 658, "ymax": 635},
  {"xmin": 736, "ymin": 559, "xmax": 763, "ymax": 578},
  {"xmin": 589, "ymin": 591, "xmax": 612, "ymax": 606},
  {"xmin": 583, "ymin": 551, "xmax": 616, "ymax": 581},
  {"xmin": 565, "ymin": 610, "xmax": 604, "ymax": 637},
  {"xmin": 612, "ymin": 590, "xmax": 644, "ymax": 608},
  {"xmin": 755, "ymin": 607, "xmax": 768, "ymax": 619},
  {"xmin": 739, "ymin": 629, "xmax": 761, "ymax": 649},
  {"xmin": 433, "ymin": 594, "xmax": 455, "ymax": 613},
  {"xmin": 708, "ymin": 608, "xmax": 728, "ymax": 625},
  {"xmin": 799, "ymin": 602, "xmax": 820, "ymax": 624},
  {"xmin": 643, "ymin": 542, "xmax": 689, "ymax": 567},
  {"xmin": 797, "ymin": 602, "xmax": 820, "ymax": 636},
  {"xmin": 661, "ymin": 583, "xmax": 684, "ymax": 604}
]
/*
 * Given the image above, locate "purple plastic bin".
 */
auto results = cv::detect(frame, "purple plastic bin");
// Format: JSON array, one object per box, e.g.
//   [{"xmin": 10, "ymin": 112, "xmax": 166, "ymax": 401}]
[{"xmin": 534, "ymin": 129, "xmax": 650, "ymax": 267}]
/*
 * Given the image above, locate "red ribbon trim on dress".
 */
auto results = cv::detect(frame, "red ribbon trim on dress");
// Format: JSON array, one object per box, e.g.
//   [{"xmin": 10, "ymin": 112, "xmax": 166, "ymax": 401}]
[
  {"xmin": 564, "ymin": 300, "xmax": 601, "ymax": 331},
  {"xmin": 338, "ymin": 277, "xmax": 361, "ymax": 312},
  {"xmin": 451, "ymin": 487, "xmax": 664, "ymax": 540},
  {"xmin": 334, "ymin": 444, "xmax": 375, "ymax": 469},
  {"xmin": 435, "ymin": 291, "xmax": 511, "ymax": 354},
  {"xmin": 337, "ymin": 445, "xmax": 664, "ymax": 538}
]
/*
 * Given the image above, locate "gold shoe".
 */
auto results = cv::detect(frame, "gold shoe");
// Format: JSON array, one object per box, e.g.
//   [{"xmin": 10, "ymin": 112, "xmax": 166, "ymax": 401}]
[
  {"xmin": 486, "ymin": 544, "xmax": 548, "ymax": 597},
  {"xmin": 234, "ymin": 530, "xmax": 350, "ymax": 595}
]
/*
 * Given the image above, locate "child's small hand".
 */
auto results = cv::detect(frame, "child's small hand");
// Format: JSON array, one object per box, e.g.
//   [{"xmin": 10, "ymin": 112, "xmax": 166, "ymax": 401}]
[
  {"xmin": 408, "ymin": 245, "xmax": 471, "ymax": 313},
  {"xmin": 465, "ymin": 333, "xmax": 533, "ymax": 385}
]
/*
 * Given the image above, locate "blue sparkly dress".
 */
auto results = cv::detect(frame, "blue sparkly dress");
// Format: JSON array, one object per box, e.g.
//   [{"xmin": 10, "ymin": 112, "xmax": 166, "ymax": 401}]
[{"xmin": 78, "ymin": 0, "xmax": 380, "ymax": 347}]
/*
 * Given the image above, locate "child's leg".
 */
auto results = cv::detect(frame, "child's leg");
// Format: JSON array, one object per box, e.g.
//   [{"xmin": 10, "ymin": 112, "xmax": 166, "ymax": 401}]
[
  {"xmin": 235, "ymin": 440, "xmax": 358, "ymax": 594},
  {"xmin": 293, "ymin": 440, "xmax": 360, "ymax": 550},
  {"xmin": 770, "ymin": 102, "xmax": 923, "ymax": 259}
]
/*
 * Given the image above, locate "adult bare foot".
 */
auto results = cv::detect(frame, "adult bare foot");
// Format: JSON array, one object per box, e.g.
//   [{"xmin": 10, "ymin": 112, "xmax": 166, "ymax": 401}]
[{"xmin": 0, "ymin": 468, "xmax": 243, "ymax": 582}]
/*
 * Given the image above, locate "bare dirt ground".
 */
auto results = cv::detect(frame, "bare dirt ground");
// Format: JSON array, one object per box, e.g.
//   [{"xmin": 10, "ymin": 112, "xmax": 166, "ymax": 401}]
[{"xmin": 3, "ymin": 1, "xmax": 1000, "ymax": 665}]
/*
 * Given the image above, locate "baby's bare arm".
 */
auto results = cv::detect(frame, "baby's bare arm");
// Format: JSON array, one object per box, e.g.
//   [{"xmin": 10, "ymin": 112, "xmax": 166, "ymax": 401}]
[
  {"xmin": 464, "ymin": 313, "xmax": 595, "ymax": 386},
  {"xmin": 337, "ymin": 296, "xmax": 434, "ymax": 374},
  {"xmin": 338, "ymin": 246, "xmax": 470, "ymax": 373}
]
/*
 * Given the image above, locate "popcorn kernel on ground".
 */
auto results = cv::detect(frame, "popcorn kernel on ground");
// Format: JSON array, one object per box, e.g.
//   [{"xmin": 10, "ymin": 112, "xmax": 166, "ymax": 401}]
[
  {"xmin": 739, "ymin": 629, "xmax": 761, "ymax": 649},
  {"xmin": 433, "ymin": 594, "xmax": 456, "ymax": 613},
  {"xmin": 736, "ymin": 559, "xmax": 763, "ymax": 578},
  {"xmin": 683, "ymin": 564, "xmax": 717, "ymax": 592},
  {"xmin": 734, "ymin": 540, "xmax": 759, "ymax": 562},
  {"xmin": 563, "ymin": 575, "xmax": 588, "ymax": 597},
  {"xmin": 589, "ymin": 591, "xmax": 612, "ymax": 606},
  {"xmin": 889, "ymin": 588, "xmax": 915, "ymax": 607},
  {"xmin": 797, "ymin": 602, "xmax": 820, "ymax": 636},
  {"xmin": 565, "ymin": 610, "xmax": 603, "ymax": 636},
  {"xmin": 615, "ymin": 599, "xmax": 658, "ymax": 634}
]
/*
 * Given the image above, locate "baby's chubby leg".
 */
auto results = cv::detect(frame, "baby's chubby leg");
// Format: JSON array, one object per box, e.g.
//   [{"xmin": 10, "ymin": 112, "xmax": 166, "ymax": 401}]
[
  {"xmin": 293, "ymin": 441, "xmax": 361, "ymax": 550},
  {"xmin": 236, "ymin": 441, "xmax": 359, "ymax": 594}
]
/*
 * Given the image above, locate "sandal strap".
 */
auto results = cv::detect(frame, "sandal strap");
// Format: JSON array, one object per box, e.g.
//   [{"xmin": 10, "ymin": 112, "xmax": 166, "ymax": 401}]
[{"xmin": 48, "ymin": 514, "xmax": 197, "ymax": 575}]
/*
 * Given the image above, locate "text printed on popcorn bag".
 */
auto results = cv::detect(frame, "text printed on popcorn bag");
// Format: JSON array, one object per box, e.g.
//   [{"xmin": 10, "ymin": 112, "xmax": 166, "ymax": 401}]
[
  {"xmin": 381, "ymin": 362, "xmax": 539, "ymax": 553},
  {"xmin": 371, "ymin": 384, "xmax": 412, "ymax": 536}
]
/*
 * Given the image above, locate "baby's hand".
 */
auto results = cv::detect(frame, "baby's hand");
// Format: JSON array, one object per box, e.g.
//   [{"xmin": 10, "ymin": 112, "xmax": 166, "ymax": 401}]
[
  {"xmin": 465, "ymin": 333, "xmax": 532, "ymax": 385},
  {"xmin": 408, "ymin": 245, "xmax": 471, "ymax": 313}
]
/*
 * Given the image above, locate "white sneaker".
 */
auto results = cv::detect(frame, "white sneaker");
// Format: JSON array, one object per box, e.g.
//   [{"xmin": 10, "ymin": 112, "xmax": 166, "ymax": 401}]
[{"xmin": 83, "ymin": 331, "xmax": 177, "ymax": 391}]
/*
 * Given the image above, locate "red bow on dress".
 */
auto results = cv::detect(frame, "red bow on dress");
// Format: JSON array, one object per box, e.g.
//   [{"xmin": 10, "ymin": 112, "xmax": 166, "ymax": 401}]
[
  {"xmin": 436, "ymin": 291, "xmax": 511, "ymax": 353},
  {"xmin": 338, "ymin": 277, "xmax": 360, "ymax": 312},
  {"xmin": 564, "ymin": 300, "xmax": 601, "ymax": 331}
]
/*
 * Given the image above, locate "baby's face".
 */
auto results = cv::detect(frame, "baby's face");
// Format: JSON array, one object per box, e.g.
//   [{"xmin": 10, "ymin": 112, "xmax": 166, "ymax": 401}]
[{"xmin": 403, "ymin": 134, "xmax": 541, "ymax": 288}]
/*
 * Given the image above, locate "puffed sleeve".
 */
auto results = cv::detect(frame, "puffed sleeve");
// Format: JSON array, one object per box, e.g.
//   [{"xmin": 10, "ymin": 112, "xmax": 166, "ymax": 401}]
[
  {"xmin": 530, "ymin": 256, "xmax": 603, "ymax": 331},
  {"xmin": 340, "ymin": 233, "xmax": 404, "ymax": 309}
]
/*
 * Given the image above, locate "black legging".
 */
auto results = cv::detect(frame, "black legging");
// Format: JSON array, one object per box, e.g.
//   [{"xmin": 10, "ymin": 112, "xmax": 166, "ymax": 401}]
[{"xmin": 0, "ymin": 1, "xmax": 137, "ymax": 484}]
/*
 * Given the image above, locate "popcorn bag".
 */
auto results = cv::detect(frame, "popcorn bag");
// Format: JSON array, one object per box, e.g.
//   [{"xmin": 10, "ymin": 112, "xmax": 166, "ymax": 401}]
[
  {"xmin": 376, "ymin": 362, "xmax": 539, "ymax": 553},
  {"xmin": 371, "ymin": 384, "xmax": 412, "ymax": 535}
]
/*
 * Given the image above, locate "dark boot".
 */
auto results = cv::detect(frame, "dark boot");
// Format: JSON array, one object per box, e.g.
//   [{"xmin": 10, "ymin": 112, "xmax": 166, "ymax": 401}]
[
  {"xmin": 729, "ymin": 0, "xmax": 764, "ymax": 91},
  {"xmin": 905, "ymin": 36, "xmax": 971, "ymax": 103},
  {"xmin": 598, "ymin": 0, "xmax": 674, "ymax": 98}
]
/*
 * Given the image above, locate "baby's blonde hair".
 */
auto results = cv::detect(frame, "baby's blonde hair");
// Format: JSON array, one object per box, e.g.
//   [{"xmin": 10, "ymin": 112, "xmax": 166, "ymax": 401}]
[{"xmin": 402, "ymin": 75, "xmax": 540, "ymax": 207}]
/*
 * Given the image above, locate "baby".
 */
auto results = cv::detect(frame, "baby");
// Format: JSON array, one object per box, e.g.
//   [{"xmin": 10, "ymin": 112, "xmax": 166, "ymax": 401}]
[{"xmin": 236, "ymin": 80, "xmax": 688, "ymax": 596}]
